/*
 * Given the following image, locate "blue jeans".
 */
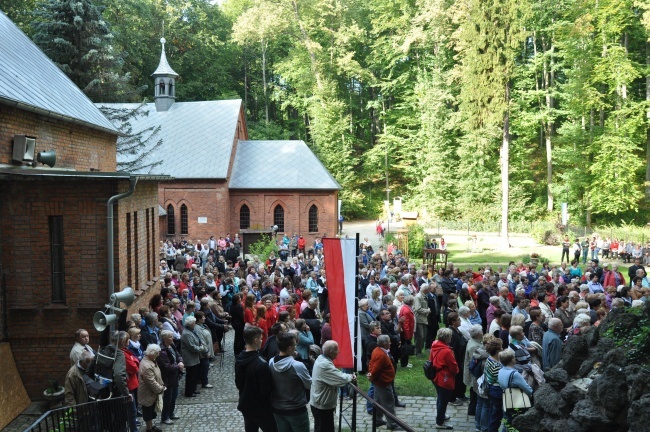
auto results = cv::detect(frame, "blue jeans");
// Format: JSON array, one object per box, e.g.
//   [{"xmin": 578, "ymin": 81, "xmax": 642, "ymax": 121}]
[
  {"xmin": 161, "ymin": 385, "xmax": 178, "ymax": 421},
  {"xmin": 476, "ymin": 396, "xmax": 489, "ymax": 432},
  {"xmin": 488, "ymin": 395, "xmax": 503, "ymax": 432},
  {"xmin": 434, "ymin": 384, "xmax": 453, "ymax": 426},
  {"xmin": 366, "ymin": 383, "xmax": 375, "ymax": 413},
  {"xmin": 273, "ymin": 410, "xmax": 310, "ymax": 432}
]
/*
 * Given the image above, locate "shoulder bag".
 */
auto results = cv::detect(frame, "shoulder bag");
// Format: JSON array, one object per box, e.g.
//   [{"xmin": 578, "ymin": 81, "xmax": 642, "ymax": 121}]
[{"xmin": 502, "ymin": 371, "xmax": 532, "ymax": 411}]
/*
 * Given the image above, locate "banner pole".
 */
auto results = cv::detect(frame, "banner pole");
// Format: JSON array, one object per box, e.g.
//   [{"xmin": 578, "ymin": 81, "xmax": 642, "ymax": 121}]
[{"xmin": 352, "ymin": 232, "xmax": 360, "ymax": 431}]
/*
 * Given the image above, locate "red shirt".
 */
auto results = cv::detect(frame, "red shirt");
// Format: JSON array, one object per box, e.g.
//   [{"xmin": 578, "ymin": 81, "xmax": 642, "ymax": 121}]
[
  {"xmin": 399, "ymin": 305, "xmax": 415, "ymax": 340},
  {"xmin": 244, "ymin": 308, "xmax": 255, "ymax": 324}
]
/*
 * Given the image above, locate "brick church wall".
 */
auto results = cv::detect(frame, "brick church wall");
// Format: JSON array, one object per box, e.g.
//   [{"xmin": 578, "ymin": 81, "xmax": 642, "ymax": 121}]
[
  {"xmin": 229, "ymin": 190, "xmax": 338, "ymax": 244},
  {"xmin": 159, "ymin": 180, "xmax": 231, "ymax": 242}
]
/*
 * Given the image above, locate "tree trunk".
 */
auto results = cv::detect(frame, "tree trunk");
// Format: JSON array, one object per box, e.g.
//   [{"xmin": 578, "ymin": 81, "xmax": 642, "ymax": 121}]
[
  {"xmin": 646, "ymin": 41, "xmax": 650, "ymax": 201},
  {"xmin": 262, "ymin": 40, "xmax": 268, "ymax": 125},
  {"xmin": 543, "ymin": 41, "xmax": 554, "ymax": 212},
  {"xmin": 500, "ymin": 84, "xmax": 510, "ymax": 250}
]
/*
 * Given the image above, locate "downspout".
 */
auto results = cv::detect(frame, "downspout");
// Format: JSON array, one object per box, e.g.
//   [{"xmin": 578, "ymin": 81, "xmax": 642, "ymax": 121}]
[{"xmin": 107, "ymin": 177, "xmax": 138, "ymax": 296}]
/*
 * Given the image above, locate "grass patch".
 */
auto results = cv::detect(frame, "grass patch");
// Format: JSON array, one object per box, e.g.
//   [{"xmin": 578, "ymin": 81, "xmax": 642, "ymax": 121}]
[{"xmin": 357, "ymin": 354, "xmax": 437, "ymax": 397}]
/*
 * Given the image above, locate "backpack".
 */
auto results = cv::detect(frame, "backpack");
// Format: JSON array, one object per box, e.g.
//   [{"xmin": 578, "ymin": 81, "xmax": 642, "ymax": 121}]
[
  {"xmin": 423, "ymin": 351, "xmax": 440, "ymax": 380},
  {"xmin": 423, "ymin": 360, "xmax": 437, "ymax": 380},
  {"xmin": 468, "ymin": 356, "xmax": 485, "ymax": 378}
]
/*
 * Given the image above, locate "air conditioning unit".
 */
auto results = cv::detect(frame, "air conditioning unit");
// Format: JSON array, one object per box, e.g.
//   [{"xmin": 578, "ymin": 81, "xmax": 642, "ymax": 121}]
[{"xmin": 12, "ymin": 135, "xmax": 36, "ymax": 163}]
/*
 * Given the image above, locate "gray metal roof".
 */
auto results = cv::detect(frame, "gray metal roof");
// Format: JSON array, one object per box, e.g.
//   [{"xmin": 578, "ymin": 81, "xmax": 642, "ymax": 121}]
[
  {"xmin": 229, "ymin": 140, "xmax": 341, "ymax": 190},
  {"xmin": 100, "ymin": 100, "xmax": 242, "ymax": 178},
  {"xmin": 151, "ymin": 38, "xmax": 178, "ymax": 77},
  {"xmin": 0, "ymin": 11, "xmax": 118, "ymax": 134}
]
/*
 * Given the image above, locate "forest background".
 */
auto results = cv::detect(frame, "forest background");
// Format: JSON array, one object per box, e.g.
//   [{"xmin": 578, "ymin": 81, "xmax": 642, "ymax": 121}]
[{"xmin": 3, "ymin": 0, "xmax": 650, "ymax": 228}]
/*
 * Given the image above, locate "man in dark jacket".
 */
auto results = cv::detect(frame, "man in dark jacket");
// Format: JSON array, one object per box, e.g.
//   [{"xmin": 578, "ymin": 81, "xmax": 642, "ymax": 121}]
[
  {"xmin": 440, "ymin": 270, "xmax": 457, "ymax": 308},
  {"xmin": 235, "ymin": 325, "xmax": 277, "ymax": 432},
  {"xmin": 426, "ymin": 288, "xmax": 440, "ymax": 349},
  {"xmin": 261, "ymin": 323, "xmax": 287, "ymax": 361}
]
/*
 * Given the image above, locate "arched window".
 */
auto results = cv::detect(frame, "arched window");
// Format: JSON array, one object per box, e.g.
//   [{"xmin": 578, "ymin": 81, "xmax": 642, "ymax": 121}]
[
  {"xmin": 240, "ymin": 204, "xmax": 250, "ymax": 230},
  {"xmin": 166, "ymin": 204, "xmax": 175, "ymax": 236},
  {"xmin": 273, "ymin": 205, "xmax": 285, "ymax": 233},
  {"xmin": 308, "ymin": 205, "xmax": 318, "ymax": 233},
  {"xmin": 180, "ymin": 204, "xmax": 188, "ymax": 235}
]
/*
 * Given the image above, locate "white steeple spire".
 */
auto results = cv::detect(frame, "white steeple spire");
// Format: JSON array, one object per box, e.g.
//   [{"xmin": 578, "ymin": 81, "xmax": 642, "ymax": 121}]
[{"xmin": 151, "ymin": 27, "xmax": 178, "ymax": 112}]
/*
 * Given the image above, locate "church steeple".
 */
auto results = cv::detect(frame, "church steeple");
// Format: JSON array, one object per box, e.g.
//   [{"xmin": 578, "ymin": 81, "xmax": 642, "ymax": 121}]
[{"xmin": 151, "ymin": 37, "xmax": 178, "ymax": 112}]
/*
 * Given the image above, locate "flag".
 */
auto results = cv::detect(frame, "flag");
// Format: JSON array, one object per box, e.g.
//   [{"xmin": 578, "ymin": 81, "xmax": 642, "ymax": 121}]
[{"xmin": 323, "ymin": 237, "xmax": 361, "ymax": 370}]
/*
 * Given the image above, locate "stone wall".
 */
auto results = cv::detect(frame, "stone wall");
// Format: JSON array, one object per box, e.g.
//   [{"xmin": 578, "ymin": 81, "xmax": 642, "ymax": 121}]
[{"xmin": 513, "ymin": 304, "xmax": 650, "ymax": 432}]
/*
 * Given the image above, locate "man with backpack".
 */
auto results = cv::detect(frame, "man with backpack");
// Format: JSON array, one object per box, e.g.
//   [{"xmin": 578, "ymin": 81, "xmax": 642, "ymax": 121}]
[{"xmin": 463, "ymin": 325, "xmax": 486, "ymax": 417}]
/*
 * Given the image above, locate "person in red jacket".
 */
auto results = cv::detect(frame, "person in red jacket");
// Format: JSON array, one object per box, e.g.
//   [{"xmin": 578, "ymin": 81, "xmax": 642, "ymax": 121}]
[
  {"xmin": 298, "ymin": 235, "xmax": 306, "ymax": 255},
  {"xmin": 430, "ymin": 328, "xmax": 459, "ymax": 430},
  {"xmin": 399, "ymin": 296, "xmax": 415, "ymax": 368},
  {"xmin": 603, "ymin": 263, "xmax": 626, "ymax": 288},
  {"xmin": 368, "ymin": 335, "xmax": 400, "ymax": 430},
  {"xmin": 119, "ymin": 331, "xmax": 140, "ymax": 432}
]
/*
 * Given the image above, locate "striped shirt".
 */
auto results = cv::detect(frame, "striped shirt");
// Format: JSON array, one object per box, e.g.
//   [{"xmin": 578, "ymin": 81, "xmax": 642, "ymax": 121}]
[{"xmin": 485, "ymin": 356, "xmax": 502, "ymax": 385}]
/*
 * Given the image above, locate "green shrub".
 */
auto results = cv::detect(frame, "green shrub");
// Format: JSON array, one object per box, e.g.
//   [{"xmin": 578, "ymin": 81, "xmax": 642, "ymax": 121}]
[
  {"xmin": 247, "ymin": 234, "xmax": 278, "ymax": 263},
  {"xmin": 407, "ymin": 224, "xmax": 426, "ymax": 259},
  {"xmin": 602, "ymin": 305, "xmax": 650, "ymax": 365}
]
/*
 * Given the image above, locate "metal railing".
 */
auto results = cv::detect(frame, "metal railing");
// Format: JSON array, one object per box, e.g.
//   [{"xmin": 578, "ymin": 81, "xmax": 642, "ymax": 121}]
[
  {"xmin": 24, "ymin": 396, "xmax": 131, "ymax": 432},
  {"xmin": 338, "ymin": 383, "xmax": 415, "ymax": 432}
]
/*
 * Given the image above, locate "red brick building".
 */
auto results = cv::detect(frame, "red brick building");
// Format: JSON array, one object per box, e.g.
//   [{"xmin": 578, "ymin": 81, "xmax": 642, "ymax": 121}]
[
  {"xmin": 0, "ymin": 11, "xmax": 163, "ymax": 410},
  {"xmin": 103, "ymin": 39, "xmax": 341, "ymax": 247}
]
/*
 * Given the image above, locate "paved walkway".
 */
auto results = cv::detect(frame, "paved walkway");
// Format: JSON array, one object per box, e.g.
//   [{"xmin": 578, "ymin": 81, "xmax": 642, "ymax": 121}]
[{"xmin": 9, "ymin": 330, "xmax": 477, "ymax": 432}]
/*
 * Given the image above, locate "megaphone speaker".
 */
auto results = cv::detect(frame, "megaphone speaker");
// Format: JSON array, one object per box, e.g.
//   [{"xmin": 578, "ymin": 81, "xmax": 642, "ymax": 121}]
[
  {"xmin": 111, "ymin": 287, "xmax": 135, "ymax": 306},
  {"xmin": 37, "ymin": 150, "xmax": 56, "ymax": 168},
  {"xmin": 93, "ymin": 311, "xmax": 118, "ymax": 332}
]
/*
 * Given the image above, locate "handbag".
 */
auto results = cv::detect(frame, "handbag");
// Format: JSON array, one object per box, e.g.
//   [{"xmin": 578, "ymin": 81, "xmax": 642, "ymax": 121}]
[
  {"xmin": 155, "ymin": 393, "xmax": 163, "ymax": 413},
  {"xmin": 477, "ymin": 374, "xmax": 488, "ymax": 398},
  {"xmin": 502, "ymin": 371, "xmax": 532, "ymax": 411}
]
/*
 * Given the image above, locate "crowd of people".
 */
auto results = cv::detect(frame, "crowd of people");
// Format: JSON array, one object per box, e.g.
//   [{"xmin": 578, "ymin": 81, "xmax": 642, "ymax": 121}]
[
  {"xmin": 561, "ymin": 234, "xmax": 650, "ymax": 265},
  {"xmin": 62, "ymin": 231, "xmax": 650, "ymax": 432}
]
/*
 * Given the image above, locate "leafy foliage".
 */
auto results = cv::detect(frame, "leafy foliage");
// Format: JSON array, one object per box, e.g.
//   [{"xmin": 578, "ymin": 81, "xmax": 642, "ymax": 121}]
[
  {"xmin": 247, "ymin": 234, "xmax": 278, "ymax": 263},
  {"xmin": 602, "ymin": 304, "xmax": 650, "ymax": 365},
  {"xmin": 98, "ymin": 104, "xmax": 163, "ymax": 173},
  {"xmin": 31, "ymin": 0, "xmax": 136, "ymax": 102},
  {"xmin": 12, "ymin": 0, "xmax": 650, "ymax": 223}
]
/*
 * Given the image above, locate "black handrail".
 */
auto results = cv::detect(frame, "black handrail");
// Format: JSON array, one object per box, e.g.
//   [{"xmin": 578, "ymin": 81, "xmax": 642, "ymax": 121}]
[
  {"xmin": 24, "ymin": 396, "xmax": 131, "ymax": 432},
  {"xmin": 339, "ymin": 383, "xmax": 416, "ymax": 432}
]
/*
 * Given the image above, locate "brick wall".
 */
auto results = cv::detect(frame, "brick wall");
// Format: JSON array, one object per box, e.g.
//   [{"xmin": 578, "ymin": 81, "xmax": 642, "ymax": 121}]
[
  {"xmin": 159, "ymin": 180, "xmax": 231, "ymax": 243},
  {"xmin": 229, "ymin": 190, "xmax": 338, "ymax": 244},
  {"xmin": 0, "ymin": 104, "xmax": 116, "ymax": 171},
  {"xmin": 115, "ymin": 180, "xmax": 161, "ymax": 298},
  {"xmin": 0, "ymin": 179, "xmax": 112, "ymax": 397}
]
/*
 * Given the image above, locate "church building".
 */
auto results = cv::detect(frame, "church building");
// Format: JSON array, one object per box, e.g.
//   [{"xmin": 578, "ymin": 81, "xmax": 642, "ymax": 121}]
[{"xmin": 102, "ymin": 39, "xmax": 341, "ymax": 245}]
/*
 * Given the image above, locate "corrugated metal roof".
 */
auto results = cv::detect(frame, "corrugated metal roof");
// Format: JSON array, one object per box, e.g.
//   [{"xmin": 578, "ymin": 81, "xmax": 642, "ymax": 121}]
[
  {"xmin": 151, "ymin": 38, "xmax": 178, "ymax": 77},
  {"xmin": 229, "ymin": 140, "xmax": 341, "ymax": 190},
  {"xmin": 0, "ymin": 11, "xmax": 118, "ymax": 134},
  {"xmin": 100, "ymin": 100, "xmax": 242, "ymax": 178}
]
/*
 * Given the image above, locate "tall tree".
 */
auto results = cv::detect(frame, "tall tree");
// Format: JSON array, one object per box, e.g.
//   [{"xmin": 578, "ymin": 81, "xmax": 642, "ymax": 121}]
[
  {"xmin": 99, "ymin": 104, "xmax": 163, "ymax": 173},
  {"xmin": 31, "ymin": 0, "xmax": 135, "ymax": 102},
  {"xmin": 455, "ymin": 0, "xmax": 524, "ymax": 247}
]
